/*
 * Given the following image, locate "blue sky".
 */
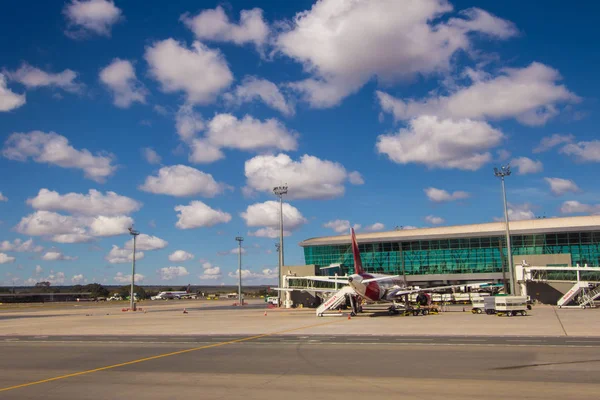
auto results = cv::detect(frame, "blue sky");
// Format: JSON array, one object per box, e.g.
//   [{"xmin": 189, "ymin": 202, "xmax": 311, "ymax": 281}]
[{"xmin": 0, "ymin": 0, "xmax": 598, "ymax": 286}]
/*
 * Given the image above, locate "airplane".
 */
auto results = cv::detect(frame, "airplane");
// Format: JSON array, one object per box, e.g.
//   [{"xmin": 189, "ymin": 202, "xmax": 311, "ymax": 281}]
[
  {"xmin": 151, "ymin": 284, "xmax": 196, "ymax": 300},
  {"xmin": 279, "ymin": 228, "xmax": 489, "ymax": 316}
]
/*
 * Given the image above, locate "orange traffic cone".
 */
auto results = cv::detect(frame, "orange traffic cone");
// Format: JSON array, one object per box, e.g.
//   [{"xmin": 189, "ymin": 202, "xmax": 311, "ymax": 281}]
[
  {"xmin": 183, "ymin": 308, "xmax": 188, "ymax": 314},
  {"xmin": 264, "ymin": 311, "xmax": 267, "ymax": 316},
  {"xmin": 347, "ymin": 314, "xmax": 351, "ymax": 320}
]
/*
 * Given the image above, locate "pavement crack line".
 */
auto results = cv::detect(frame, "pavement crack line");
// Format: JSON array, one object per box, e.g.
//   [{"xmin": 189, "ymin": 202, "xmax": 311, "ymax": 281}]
[{"xmin": 0, "ymin": 319, "xmax": 342, "ymax": 393}]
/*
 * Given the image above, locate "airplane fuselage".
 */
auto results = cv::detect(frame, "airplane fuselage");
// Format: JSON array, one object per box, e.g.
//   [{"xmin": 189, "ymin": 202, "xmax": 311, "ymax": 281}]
[{"xmin": 348, "ymin": 273, "xmax": 405, "ymax": 302}]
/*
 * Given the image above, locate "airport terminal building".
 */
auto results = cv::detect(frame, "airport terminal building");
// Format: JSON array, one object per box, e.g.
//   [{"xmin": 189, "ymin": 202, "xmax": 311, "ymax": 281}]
[{"xmin": 297, "ymin": 216, "xmax": 600, "ymax": 286}]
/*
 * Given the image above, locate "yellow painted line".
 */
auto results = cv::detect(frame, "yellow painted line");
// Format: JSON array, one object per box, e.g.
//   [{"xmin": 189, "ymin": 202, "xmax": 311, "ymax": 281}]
[{"xmin": 0, "ymin": 319, "xmax": 341, "ymax": 393}]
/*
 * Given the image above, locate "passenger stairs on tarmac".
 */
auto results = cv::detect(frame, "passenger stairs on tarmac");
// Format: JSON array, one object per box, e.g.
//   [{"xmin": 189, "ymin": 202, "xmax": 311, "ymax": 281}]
[
  {"xmin": 316, "ymin": 286, "xmax": 355, "ymax": 317},
  {"xmin": 557, "ymin": 281, "xmax": 600, "ymax": 308}
]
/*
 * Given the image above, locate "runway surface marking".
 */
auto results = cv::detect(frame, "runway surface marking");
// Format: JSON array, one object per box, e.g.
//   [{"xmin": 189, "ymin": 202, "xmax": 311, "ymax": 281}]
[{"xmin": 0, "ymin": 319, "xmax": 341, "ymax": 393}]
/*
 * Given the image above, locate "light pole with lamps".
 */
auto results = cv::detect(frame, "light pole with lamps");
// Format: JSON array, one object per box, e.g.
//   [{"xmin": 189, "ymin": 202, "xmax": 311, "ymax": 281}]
[
  {"xmin": 273, "ymin": 185, "xmax": 288, "ymax": 306},
  {"xmin": 128, "ymin": 226, "xmax": 140, "ymax": 311},
  {"xmin": 235, "ymin": 236, "xmax": 244, "ymax": 306},
  {"xmin": 494, "ymin": 164, "xmax": 516, "ymax": 295}
]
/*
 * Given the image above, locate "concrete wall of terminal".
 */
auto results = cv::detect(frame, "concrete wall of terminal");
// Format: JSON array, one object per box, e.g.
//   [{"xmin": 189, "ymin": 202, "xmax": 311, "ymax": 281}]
[{"xmin": 514, "ymin": 254, "xmax": 572, "ymax": 267}]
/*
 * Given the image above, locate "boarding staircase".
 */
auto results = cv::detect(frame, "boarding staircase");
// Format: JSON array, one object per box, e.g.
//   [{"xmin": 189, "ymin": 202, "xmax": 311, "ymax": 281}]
[
  {"xmin": 557, "ymin": 281, "xmax": 600, "ymax": 308},
  {"xmin": 316, "ymin": 286, "xmax": 355, "ymax": 317}
]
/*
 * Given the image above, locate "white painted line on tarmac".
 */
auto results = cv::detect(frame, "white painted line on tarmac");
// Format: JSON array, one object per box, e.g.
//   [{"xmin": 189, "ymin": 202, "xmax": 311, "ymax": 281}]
[
  {"xmin": 565, "ymin": 340, "xmax": 600, "ymax": 343},
  {"xmin": 347, "ymin": 338, "xmax": 379, "ymax": 341},
  {"xmin": 507, "ymin": 339, "xmax": 543, "ymax": 342},
  {"xmin": 449, "ymin": 338, "xmax": 487, "ymax": 342},
  {"xmin": 395, "ymin": 338, "xmax": 434, "ymax": 341}
]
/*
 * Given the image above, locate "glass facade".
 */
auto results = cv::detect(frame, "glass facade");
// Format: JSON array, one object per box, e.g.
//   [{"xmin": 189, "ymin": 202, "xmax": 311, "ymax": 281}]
[{"xmin": 303, "ymin": 231, "xmax": 600, "ymax": 277}]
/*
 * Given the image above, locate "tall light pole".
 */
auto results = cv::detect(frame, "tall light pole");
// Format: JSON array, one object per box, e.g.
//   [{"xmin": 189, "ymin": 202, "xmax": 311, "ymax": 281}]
[
  {"xmin": 128, "ymin": 226, "xmax": 140, "ymax": 311},
  {"xmin": 235, "ymin": 236, "xmax": 244, "ymax": 306},
  {"xmin": 494, "ymin": 164, "xmax": 516, "ymax": 295},
  {"xmin": 273, "ymin": 185, "xmax": 288, "ymax": 306}
]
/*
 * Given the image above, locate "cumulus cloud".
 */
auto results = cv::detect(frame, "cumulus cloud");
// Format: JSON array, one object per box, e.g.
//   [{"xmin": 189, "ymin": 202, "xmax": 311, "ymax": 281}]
[
  {"xmin": 145, "ymin": 39, "xmax": 233, "ymax": 105},
  {"xmin": 2, "ymin": 131, "xmax": 116, "ymax": 182},
  {"xmin": 224, "ymin": 76, "xmax": 294, "ymax": 116},
  {"xmin": 425, "ymin": 215, "xmax": 445, "ymax": 225},
  {"xmin": 0, "ymin": 238, "xmax": 43, "ymax": 253},
  {"xmin": 158, "ymin": 266, "xmax": 189, "ymax": 281},
  {"xmin": 244, "ymin": 153, "xmax": 362, "ymax": 199},
  {"xmin": 228, "ymin": 268, "xmax": 277, "ymax": 281},
  {"xmin": 511, "ymin": 157, "xmax": 543, "ymax": 175},
  {"xmin": 63, "ymin": 0, "xmax": 122, "ymax": 38},
  {"xmin": 27, "ymin": 188, "xmax": 141, "ymax": 216},
  {"xmin": 15, "ymin": 211, "xmax": 90, "ymax": 243},
  {"xmin": 495, "ymin": 203, "xmax": 536, "ymax": 221},
  {"xmin": 364, "ymin": 223, "xmax": 385, "ymax": 232},
  {"xmin": 99, "ymin": 59, "xmax": 147, "ymax": 108},
  {"xmin": 0, "ymin": 192, "xmax": 7, "ymax": 202},
  {"xmin": 198, "ymin": 261, "xmax": 221, "ymax": 280},
  {"xmin": 544, "ymin": 178, "xmax": 580, "ymax": 196},
  {"xmin": 142, "ymin": 148, "xmax": 161, "ymax": 165},
  {"xmin": 241, "ymin": 201, "xmax": 307, "ymax": 237},
  {"xmin": 323, "ymin": 220, "xmax": 361, "ymax": 234},
  {"xmin": 71, "ymin": 274, "xmax": 86, "ymax": 284},
  {"xmin": 41, "ymin": 251, "xmax": 77, "ymax": 261},
  {"xmin": 347, "ymin": 171, "xmax": 364, "ymax": 185},
  {"xmin": 175, "ymin": 201, "xmax": 232, "ymax": 229},
  {"xmin": 140, "ymin": 165, "xmax": 226, "ymax": 197},
  {"xmin": 124, "ymin": 234, "xmax": 168, "ymax": 251},
  {"xmin": 424, "ymin": 187, "xmax": 470, "ymax": 202},
  {"xmin": 7, "ymin": 64, "xmax": 82, "ymax": 93},
  {"xmin": 35, "ymin": 265, "xmax": 43, "ymax": 275},
  {"xmin": 533, "ymin": 134, "xmax": 574, "ymax": 153},
  {"xmin": 105, "ymin": 245, "xmax": 144, "ymax": 264},
  {"xmin": 175, "ymin": 105, "xmax": 205, "ymax": 142},
  {"xmin": 276, "ymin": 0, "xmax": 517, "ymax": 107},
  {"xmin": 168, "ymin": 250, "xmax": 194, "ymax": 262},
  {"xmin": 181, "ymin": 6, "xmax": 269, "ymax": 49},
  {"xmin": 560, "ymin": 140, "xmax": 600, "ymax": 162},
  {"xmin": 114, "ymin": 272, "xmax": 145, "ymax": 284},
  {"xmin": 88, "ymin": 215, "xmax": 133, "ymax": 237},
  {"xmin": 36, "ymin": 271, "xmax": 66, "ymax": 285},
  {"xmin": 377, "ymin": 63, "xmax": 578, "ymax": 126},
  {"xmin": 0, "ymin": 253, "xmax": 16, "ymax": 264},
  {"xmin": 560, "ymin": 201, "xmax": 600, "ymax": 215},
  {"xmin": 219, "ymin": 247, "xmax": 247, "ymax": 256},
  {"xmin": 0, "ymin": 73, "xmax": 26, "ymax": 112},
  {"xmin": 377, "ymin": 116, "xmax": 503, "ymax": 171}
]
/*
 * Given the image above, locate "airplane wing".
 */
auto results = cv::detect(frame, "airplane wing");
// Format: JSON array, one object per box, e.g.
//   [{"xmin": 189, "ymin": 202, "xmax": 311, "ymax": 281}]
[
  {"xmin": 386, "ymin": 282, "xmax": 490, "ymax": 299},
  {"xmin": 362, "ymin": 275, "xmax": 401, "ymax": 284}
]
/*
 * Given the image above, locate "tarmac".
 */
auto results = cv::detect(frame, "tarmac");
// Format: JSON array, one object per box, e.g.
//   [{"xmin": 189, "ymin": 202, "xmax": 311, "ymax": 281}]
[{"xmin": 1, "ymin": 299, "xmax": 599, "ymax": 399}]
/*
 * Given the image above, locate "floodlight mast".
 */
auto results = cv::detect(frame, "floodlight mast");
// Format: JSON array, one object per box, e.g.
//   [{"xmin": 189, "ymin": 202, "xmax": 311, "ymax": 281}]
[
  {"xmin": 128, "ymin": 226, "xmax": 140, "ymax": 311},
  {"xmin": 494, "ymin": 165, "xmax": 516, "ymax": 295},
  {"xmin": 273, "ymin": 185, "xmax": 288, "ymax": 306},
  {"xmin": 235, "ymin": 236, "xmax": 244, "ymax": 306}
]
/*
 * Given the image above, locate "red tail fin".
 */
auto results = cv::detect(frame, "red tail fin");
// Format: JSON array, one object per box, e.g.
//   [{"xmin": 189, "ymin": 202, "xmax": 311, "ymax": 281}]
[{"xmin": 351, "ymin": 228, "xmax": 364, "ymax": 275}]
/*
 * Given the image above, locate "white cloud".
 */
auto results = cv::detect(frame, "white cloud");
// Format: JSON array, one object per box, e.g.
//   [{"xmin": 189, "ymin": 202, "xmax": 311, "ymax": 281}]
[
  {"xmin": 99, "ymin": 59, "xmax": 147, "ymax": 108},
  {"xmin": 114, "ymin": 272, "xmax": 145, "ymax": 284},
  {"xmin": 276, "ymin": 0, "xmax": 517, "ymax": 107},
  {"xmin": 71, "ymin": 274, "xmax": 86, "ymax": 284},
  {"xmin": 241, "ymin": 201, "xmax": 307, "ymax": 232},
  {"xmin": 158, "ymin": 266, "xmax": 189, "ymax": 281},
  {"xmin": 188, "ymin": 139, "xmax": 225, "ymax": 164},
  {"xmin": 0, "ymin": 238, "xmax": 43, "ymax": 253},
  {"xmin": 544, "ymin": 178, "xmax": 580, "ymax": 196},
  {"xmin": 124, "ymin": 234, "xmax": 168, "ymax": 251},
  {"xmin": 41, "ymin": 251, "xmax": 77, "ymax": 261},
  {"xmin": 63, "ymin": 0, "xmax": 122, "ymax": 38},
  {"xmin": 175, "ymin": 201, "xmax": 232, "ymax": 229},
  {"xmin": 145, "ymin": 39, "xmax": 233, "ymax": 105},
  {"xmin": 365, "ymin": 223, "xmax": 385, "ymax": 232},
  {"xmin": 7, "ymin": 64, "xmax": 82, "ymax": 93},
  {"xmin": 248, "ymin": 227, "xmax": 292, "ymax": 239},
  {"xmin": 35, "ymin": 265, "xmax": 43, "ymax": 275},
  {"xmin": 204, "ymin": 114, "xmax": 298, "ymax": 152},
  {"xmin": 560, "ymin": 140, "xmax": 600, "ymax": 162},
  {"xmin": 37, "ymin": 271, "xmax": 66, "ymax": 285},
  {"xmin": 182, "ymin": 6, "xmax": 269, "ymax": 49},
  {"xmin": 0, "ymin": 192, "xmax": 7, "ymax": 201},
  {"xmin": 228, "ymin": 268, "xmax": 277, "ymax": 281},
  {"xmin": 0, "ymin": 253, "xmax": 16, "ymax": 264},
  {"xmin": 244, "ymin": 153, "xmax": 361, "ymax": 199},
  {"xmin": 175, "ymin": 105, "xmax": 205, "ymax": 142},
  {"xmin": 0, "ymin": 73, "xmax": 26, "ymax": 112},
  {"xmin": 495, "ymin": 203, "xmax": 535, "ymax": 221},
  {"xmin": 323, "ymin": 220, "xmax": 361, "ymax": 234},
  {"xmin": 511, "ymin": 157, "xmax": 543, "ymax": 175},
  {"xmin": 27, "ymin": 188, "xmax": 141, "ymax": 216},
  {"xmin": 347, "ymin": 171, "xmax": 364, "ymax": 185},
  {"xmin": 168, "ymin": 250, "xmax": 194, "ymax": 262},
  {"xmin": 105, "ymin": 245, "xmax": 144, "ymax": 264},
  {"xmin": 2, "ymin": 131, "xmax": 116, "ymax": 182},
  {"xmin": 224, "ymin": 76, "xmax": 294, "ymax": 116},
  {"xmin": 142, "ymin": 148, "xmax": 161, "ymax": 165},
  {"xmin": 377, "ymin": 63, "xmax": 578, "ymax": 126},
  {"xmin": 140, "ymin": 165, "xmax": 226, "ymax": 197},
  {"xmin": 15, "ymin": 211, "xmax": 91, "ymax": 242},
  {"xmin": 51, "ymin": 233, "xmax": 94, "ymax": 243},
  {"xmin": 377, "ymin": 116, "xmax": 503, "ymax": 170},
  {"xmin": 424, "ymin": 187, "xmax": 470, "ymax": 202},
  {"xmin": 198, "ymin": 262, "xmax": 221, "ymax": 280},
  {"xmin": 533, "ymin": 134, "xmax": 574, "ymax": 153},
  {"xmin": 220, "ymin": 247, "xmax": 247, "ymax": 256},
  {"xmin": 425, "ymin": 215, "xmax": 445, "ymax": 225},
  {"xmin": 560, "ymin": 201, "xmax": 600, "ymax": 215},
  {"xmin": 88, "ymin": 215, "xmax": 133, "ymax": 236}
]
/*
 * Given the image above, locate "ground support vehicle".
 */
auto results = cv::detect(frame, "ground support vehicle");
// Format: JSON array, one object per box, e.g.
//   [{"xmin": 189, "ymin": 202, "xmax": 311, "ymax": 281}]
[{"xmin": 484, "ymin": 296, "xmax": 529, "ymax": 317}]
